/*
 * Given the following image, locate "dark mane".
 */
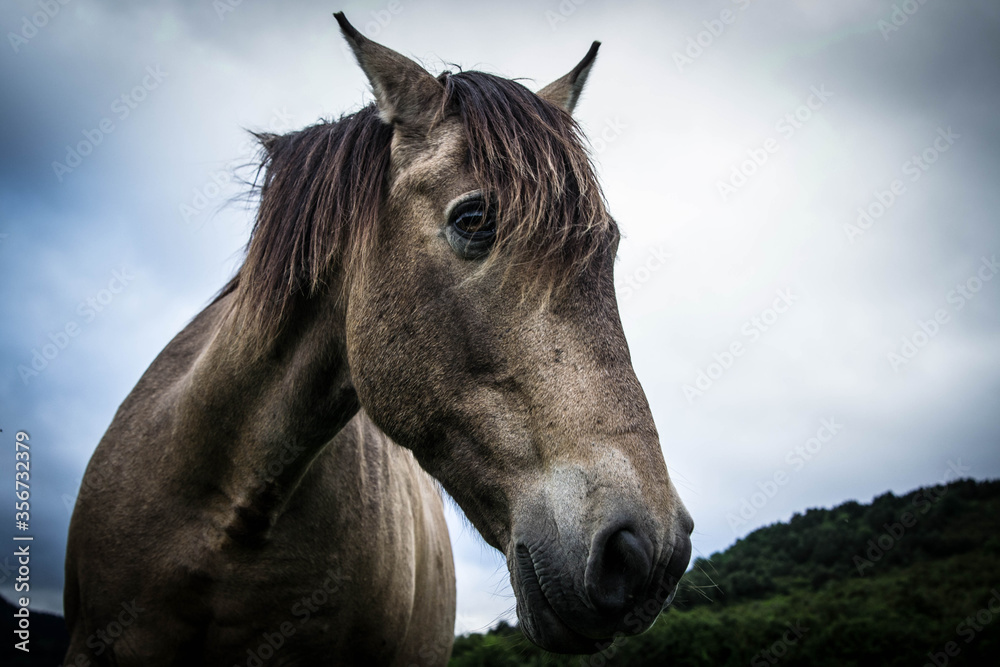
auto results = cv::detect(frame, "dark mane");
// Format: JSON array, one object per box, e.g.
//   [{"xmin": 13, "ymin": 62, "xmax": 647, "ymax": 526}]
[
  {"xmin": 441, "ymin": 71, "xmax": 615, "ymax": 281},
  {"xmin": 224, "ymin": 71, "xmax": 617, "ymax": 353},
  {"xmin": 222, "ymin": 104, "xmax": 392, "ymax": 351}
]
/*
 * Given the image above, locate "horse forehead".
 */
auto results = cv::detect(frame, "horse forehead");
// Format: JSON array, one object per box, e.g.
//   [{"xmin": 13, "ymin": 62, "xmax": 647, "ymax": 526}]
[{"xmin": 389, "ymin": 118, "xmax": 467, "ymax": 193}]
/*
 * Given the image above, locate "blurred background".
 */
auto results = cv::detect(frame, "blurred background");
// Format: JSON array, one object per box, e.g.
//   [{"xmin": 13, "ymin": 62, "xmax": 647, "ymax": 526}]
[{"xmin": 1, "ymin": 0, "xmax": 998, "ymax": 642}]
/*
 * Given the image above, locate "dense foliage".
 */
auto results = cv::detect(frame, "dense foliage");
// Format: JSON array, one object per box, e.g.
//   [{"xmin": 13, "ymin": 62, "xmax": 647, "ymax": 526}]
[{"xmin": 451, "ymin": 478, "xmax": 1000, "ymax": 666}]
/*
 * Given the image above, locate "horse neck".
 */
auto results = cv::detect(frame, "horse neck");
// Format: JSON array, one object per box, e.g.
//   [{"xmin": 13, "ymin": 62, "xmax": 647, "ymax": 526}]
[{"xmin": 178, "ymin": 288, "xmax": 359, "ymax": 545}]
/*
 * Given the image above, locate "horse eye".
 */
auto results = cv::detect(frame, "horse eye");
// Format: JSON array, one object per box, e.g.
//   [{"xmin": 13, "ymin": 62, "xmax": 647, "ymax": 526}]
[
  {"xmin": 450, "ymin": 200, "xmax": 496, "ymax": 238},
  {"xmin": 446, "ymin": 197, "xmax": 496, "ymax": 259}
]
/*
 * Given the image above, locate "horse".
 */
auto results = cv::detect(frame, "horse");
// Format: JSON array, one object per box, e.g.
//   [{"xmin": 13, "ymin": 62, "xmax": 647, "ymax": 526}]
[{"xmin": 63, "ymin": 12, "xmax": 693, "ymax": 666}]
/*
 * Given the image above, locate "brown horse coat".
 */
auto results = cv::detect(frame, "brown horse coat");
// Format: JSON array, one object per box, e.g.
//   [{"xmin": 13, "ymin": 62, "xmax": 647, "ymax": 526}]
[{"xmin": 64, "ymin": 13, "xmax": 692, "ymax": 665}]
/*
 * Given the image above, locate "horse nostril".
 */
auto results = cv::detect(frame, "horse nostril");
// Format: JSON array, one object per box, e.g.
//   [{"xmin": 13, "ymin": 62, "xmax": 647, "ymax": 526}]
[{"xmin": 587, "ymin": 528, "xmax": 653, "ymax": 614}]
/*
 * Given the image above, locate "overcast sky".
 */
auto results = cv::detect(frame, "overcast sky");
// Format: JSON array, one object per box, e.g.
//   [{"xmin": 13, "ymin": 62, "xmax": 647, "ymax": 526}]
[{"xmin": 1, "ymin": 0, "xmax": 998, "ymax": 635}]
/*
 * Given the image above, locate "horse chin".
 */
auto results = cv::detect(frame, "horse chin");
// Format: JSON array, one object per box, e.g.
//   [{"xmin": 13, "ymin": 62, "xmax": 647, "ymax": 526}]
[
  {"xmin": 518, "ymin": 586, "xmax": 668, "ymax": 655},
  {"xmin": 515, "ymin": 587, "xmax": 604, "ymax": 655},
  {"xmin": 519, "ymin": 612, "xmax": 602, "ymax": 655}
]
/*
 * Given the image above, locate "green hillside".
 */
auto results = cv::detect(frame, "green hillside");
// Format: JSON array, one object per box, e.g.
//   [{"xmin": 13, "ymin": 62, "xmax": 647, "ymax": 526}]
[{"xmin": 450, "ymin": 478, "xmax": 1000, "ymax": 666}]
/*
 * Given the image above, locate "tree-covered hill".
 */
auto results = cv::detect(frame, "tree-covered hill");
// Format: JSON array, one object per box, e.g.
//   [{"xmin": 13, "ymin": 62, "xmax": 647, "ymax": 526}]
[
  {"xmin": 1, "ymin": 595, "xmax": 69, "ymax": 666},
  {"xmin": 450, "ymin": 478, "xmax": 1000, "ymax": 666}
]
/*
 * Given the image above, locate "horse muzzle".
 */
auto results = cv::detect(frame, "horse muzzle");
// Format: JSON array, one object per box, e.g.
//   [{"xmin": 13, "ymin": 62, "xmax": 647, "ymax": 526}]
[{"xmin": 509, "ymin": 508, "xmax": 693, "ymax": 654}]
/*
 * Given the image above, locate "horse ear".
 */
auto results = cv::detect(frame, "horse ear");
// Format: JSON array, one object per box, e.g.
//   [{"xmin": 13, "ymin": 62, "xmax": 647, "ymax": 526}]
[
  {"xmin": 334, "ymin": 12, "xmax": 444, "ymax": 128},
  {"xmin": 537, "ymin": 41, "xmax": 601, "ymax": 114}
]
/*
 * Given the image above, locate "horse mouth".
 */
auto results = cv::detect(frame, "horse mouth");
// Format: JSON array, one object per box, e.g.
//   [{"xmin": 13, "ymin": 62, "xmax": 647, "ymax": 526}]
[
  {"xmin": 513, "ymin": 545, "xmax": 606, "ymax": 654},
  {"xmin": 512, "ymin": 535, "xmax": 688, "ymax": 655}
]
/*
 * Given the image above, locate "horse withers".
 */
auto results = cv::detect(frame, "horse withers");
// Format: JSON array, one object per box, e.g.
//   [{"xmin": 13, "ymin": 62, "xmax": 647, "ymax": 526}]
[{"xmin": 63, "ymin": 12, "xmax": 693, "ymax": 665}]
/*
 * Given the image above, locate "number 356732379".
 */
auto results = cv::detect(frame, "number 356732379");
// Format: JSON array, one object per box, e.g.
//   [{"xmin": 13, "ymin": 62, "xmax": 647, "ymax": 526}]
[{"xmin": 15, "ymin": 431, "xmax": 30, "ymax": 529}]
